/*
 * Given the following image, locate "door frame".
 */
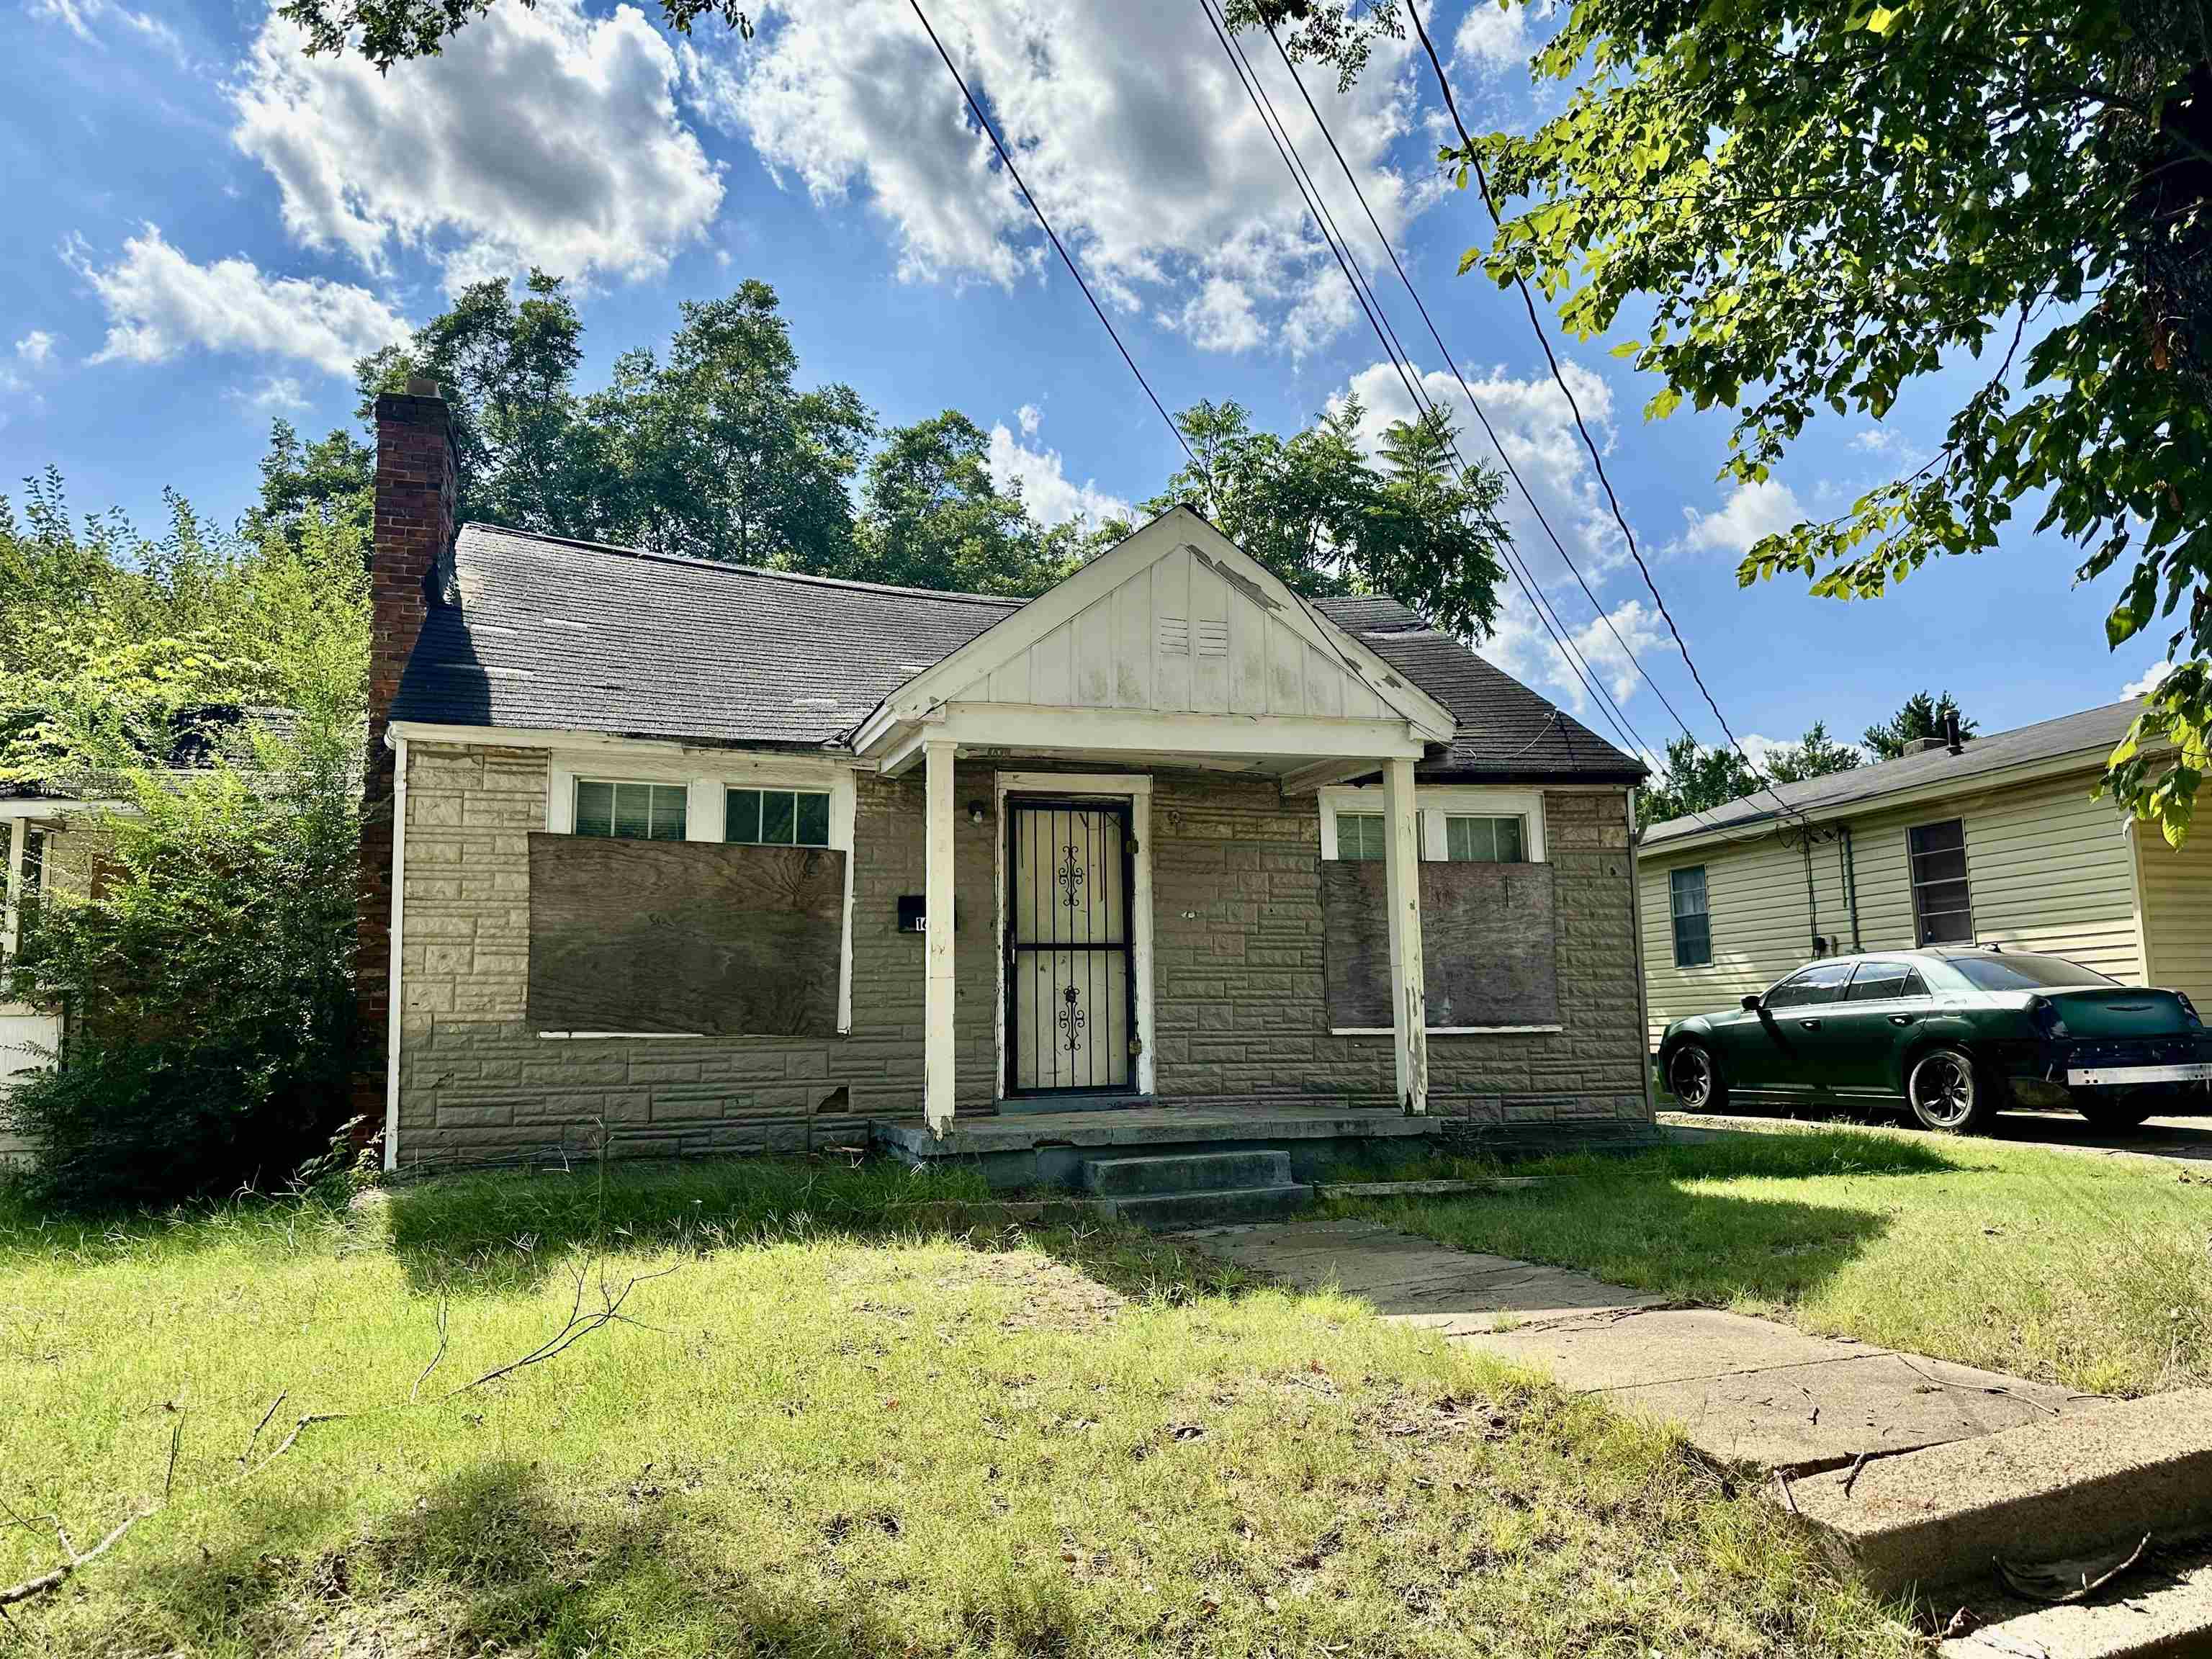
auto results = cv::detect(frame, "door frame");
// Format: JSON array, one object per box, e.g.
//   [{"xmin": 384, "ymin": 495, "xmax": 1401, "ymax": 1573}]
[{"xmin": 994, "ymin": 772, "xmax": 1155, "ymax": 1100}]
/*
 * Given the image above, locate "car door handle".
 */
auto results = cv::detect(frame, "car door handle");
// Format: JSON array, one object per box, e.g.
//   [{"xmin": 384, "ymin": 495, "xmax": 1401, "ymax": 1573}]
[
  {"xmin": 1889, "ymin": 1014, "xmax": 1917, "ymax": 1026},
  {"xmin": 1798, "ymin": 1018, "xmax": 1821, "ymax": 1030}
]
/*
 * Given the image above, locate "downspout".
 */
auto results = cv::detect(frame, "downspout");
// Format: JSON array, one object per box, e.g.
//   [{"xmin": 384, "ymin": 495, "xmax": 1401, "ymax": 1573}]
[
  {"xmin": 382, "ymin": 729, "xmax": 408, "ymax": 1173},
  {"xmin": 1628, "ymin": 786, "xmax": 1655, "ymax": 1116},
  {"xmin": 1840, "ymin": 824, "xmax": 1862, "ymax": 953},
  {"xmin": 1801, "ymin": 829, "xmax": 1821, "ymax": 955}
]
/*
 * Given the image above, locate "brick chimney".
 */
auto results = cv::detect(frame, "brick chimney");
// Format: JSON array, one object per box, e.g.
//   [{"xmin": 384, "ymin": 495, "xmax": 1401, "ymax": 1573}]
[{"xmin": 356, "ymin": 380, "xmax": 457, "ymax": 1130}]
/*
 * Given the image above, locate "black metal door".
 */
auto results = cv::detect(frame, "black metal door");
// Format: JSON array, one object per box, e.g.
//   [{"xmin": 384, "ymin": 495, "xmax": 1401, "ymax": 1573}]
[{"xmin": 1005, "ymin": 799, "xmax": 1134, "ymax": 1094}]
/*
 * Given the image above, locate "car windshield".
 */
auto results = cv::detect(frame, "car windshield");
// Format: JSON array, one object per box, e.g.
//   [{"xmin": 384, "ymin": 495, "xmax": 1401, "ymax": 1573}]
[{"xmin": 1947, "ymin": 953, "xmax": 2118, "ymax": 992}]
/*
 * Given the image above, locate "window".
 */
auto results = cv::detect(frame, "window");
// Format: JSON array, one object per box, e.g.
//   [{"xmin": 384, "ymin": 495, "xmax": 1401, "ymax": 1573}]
[
  {"xmin": 1444, "ymin": 814, "xmax": 1527, "ymax": 863},
  {"xmin": 727, "ymin": 788, "xmax": 831, "ymax": 848},
  {"xmin": 574, "ymin": 780, "xmax": 688, "ymax": 841},
  {"xmin": 1763, "ymin": 960, "xmax": 1855, "ymax": 1009},
  {"xmin": 1845, "ymin": 961, "xmax": 1928, "ymax": 1002},
  {"xmin": 1909, "ymin": 819, "xmax": 1974, "ymax": 945},
  {"xmin": 1334, "ymin": 812, "xmax": 1387, "ymax": 860},
  {"xmin": 1669, "ymin": 866, "xmax": 1712, "ymax": 967},
  {"xmin": 1949, "ymin": 953, "xmax": 2116, "ymax": 992}
]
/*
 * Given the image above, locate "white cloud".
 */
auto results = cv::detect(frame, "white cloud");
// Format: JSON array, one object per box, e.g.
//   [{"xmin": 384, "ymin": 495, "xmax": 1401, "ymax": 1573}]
[
  {"xmin": 987, "ymin": 415, "xmax": 1132, "ymax": 531},
  {"xmin": 693, "ymin": 0, "xmax": 1421, "ymax": 353},
  {"xmin": 71, "ymin": 227, "xmax": 408, "ymax": 374},
  {"xmin": 2122, "ymin": 661, "xmax": 2175, "ymax": 701},
  {"xmin": 14, "ymin": 332, "xmax": 55, "ymax": 367},
  {"xmin": 231, "ymin": 374, "xmax": 310, "ymax": 413},
  {"xmin": 1851, "ymin": 426, "xmax": 1906, "ymax": 454},
  {"xmin": 32, "ymin": 0, "xmax": 191, "ymax": 63},
  {"xmin": 1673, "ymin": 479, "xmax": 1803, "ymax": 557},
  {"xmin": 1455, "ymin": 1, "xmax": 1531, "ymax": 69},
  {"xmin": 233, "ymin": 0, "xmax": 723, "ymax": 292}
]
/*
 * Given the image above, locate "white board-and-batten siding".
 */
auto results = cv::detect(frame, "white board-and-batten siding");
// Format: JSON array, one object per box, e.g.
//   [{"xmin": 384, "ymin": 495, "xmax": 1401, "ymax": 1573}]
[
  {"xmin": 956, "ymin": 543, "xmax": 1388, "ymax": 721},
  {"xmin": 1637, "ymin": 766, "xmax": 2146, "ymax": 1046}
]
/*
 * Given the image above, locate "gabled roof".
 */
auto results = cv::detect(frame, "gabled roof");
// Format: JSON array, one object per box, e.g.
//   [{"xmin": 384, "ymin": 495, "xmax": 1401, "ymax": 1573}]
[
  {"xmin": 390, "ymin": 520, "xmax": 1644, "ymax": 783},
  {"xmin": 1640, "ymin": 698, "xmax": 2143, "ymax": 849}
]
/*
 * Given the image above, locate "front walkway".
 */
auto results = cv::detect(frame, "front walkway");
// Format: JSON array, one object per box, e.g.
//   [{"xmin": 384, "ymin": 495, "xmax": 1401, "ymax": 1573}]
[{"xmin": 1185, "ymin": 1218, "xmax": 2087, "ymax": 1473}]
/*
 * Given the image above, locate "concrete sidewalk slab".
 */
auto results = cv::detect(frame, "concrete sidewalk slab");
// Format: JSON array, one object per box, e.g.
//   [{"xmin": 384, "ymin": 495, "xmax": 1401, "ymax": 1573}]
[{"xmin": 1184, "ymin": 1219, "xmax": 2086, "ymax": 1473}]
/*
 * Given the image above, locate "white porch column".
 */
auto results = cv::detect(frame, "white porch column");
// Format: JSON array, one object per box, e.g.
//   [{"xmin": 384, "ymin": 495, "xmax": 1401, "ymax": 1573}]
[
  {"xmin": 922, "ymin": 739, "xmax": 958, "ymax": 1135},
  {"xmin": 1, "ymin": 818, "xmax": 23, "ymax": 959},
  {"xmin": 1381, "ymin": 755, "xmax": 1429, "ymax": 1115}
]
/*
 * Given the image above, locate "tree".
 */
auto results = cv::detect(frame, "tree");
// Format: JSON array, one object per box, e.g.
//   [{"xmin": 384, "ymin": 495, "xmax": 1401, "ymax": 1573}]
[
  {"xmin": 245, "ymin": 419, "xmax": 373, "ymax": 550},
  {"xmin": 1764, "ymin": 720, "xmax": 1863, "ymax": 783},
  {"xmin": 1862, "ymin": 691, "xmax": 1979, "ymax": 761},
  {"xmin": 1639, "ymin": 735, "xmax": 1765, "ymax": 826},
  {"xmin": 843, "ymin": 412, "xmax": 1079, "ymax": 597},
  {"xmin": 1143, "ymin": 397, "xmax": 1509, "ymax": 637},
  {"xmin": 1249, "ymin": 0, "xmax": 2211, "ymax": 842},
  {"xmin": 278, "ymin": 0, "xmax": 752, "ymax": 71}
]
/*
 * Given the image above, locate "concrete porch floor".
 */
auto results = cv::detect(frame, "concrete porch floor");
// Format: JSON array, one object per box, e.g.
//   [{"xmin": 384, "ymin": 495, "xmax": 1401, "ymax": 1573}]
[{"xmin": 873, "ymin": 1101, "xmax": 1440, "ymax": 1189}]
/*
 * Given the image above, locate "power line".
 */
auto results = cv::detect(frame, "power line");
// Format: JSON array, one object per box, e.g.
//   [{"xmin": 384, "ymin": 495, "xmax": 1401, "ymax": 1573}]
[
  {"xmin": 1256, "ymin": 17, "xmax": 1703, "ymax": 759},
  {"xmin": 1195, "ymin": 0, "xmax": 1654, "ymax": 760},
  {"xmin": 1401, "ymin": 0, "xmax": 1801, "ymax": 823},
  {"xmin": 906, "ymin": 0, "xmax": 1198, "ymax": 472}
]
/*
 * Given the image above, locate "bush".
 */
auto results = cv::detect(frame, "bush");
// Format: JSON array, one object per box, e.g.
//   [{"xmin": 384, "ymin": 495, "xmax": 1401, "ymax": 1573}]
[{"xmin": 1, "ymin": 698, "xmax": 362, "ymax": 1208}]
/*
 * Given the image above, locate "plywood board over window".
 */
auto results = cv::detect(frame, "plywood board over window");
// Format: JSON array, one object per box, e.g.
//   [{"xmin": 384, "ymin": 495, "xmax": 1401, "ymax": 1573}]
[
  {"xmin": 527, "ymin": 833, "xmax": 847, "ymax": 1035},
  {"xmin": 1321, "ymin": 860, "xmax": 1560, "ymax": 1030}
]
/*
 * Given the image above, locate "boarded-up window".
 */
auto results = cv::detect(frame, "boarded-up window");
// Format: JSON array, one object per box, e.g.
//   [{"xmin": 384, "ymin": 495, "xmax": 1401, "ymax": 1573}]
[
  {"xmin": 1321, "ymin": 860, "xmax": 1560, "ymax": 1030},
  {"xmin": 527, "ymin": 832, "xmax": 846, "ymax": 1035}
]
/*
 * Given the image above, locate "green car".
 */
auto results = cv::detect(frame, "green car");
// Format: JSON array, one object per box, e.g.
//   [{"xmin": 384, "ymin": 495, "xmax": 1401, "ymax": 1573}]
[{"xmin": 1658, "ymin": 948, "xmax": 2212, "ymax": 1133}]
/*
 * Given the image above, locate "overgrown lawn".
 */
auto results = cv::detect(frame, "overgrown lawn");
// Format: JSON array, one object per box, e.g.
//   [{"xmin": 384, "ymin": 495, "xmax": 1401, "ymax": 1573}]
[{"xmin": 0, "ymin": 1158, "xmax": 1916, "ymax": 1657}]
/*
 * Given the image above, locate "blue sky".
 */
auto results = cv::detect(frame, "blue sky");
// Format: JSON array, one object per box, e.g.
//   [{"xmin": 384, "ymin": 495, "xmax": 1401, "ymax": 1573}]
[{"xmin": 0, "ymin": 0, "xmax": 2172, "ymax": 764}]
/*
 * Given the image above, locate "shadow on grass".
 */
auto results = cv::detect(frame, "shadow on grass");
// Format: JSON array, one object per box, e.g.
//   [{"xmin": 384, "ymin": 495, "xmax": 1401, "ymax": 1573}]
[
  {"xmin": 1334, "ymin": 1128, "xmax": 1971, "ymax": 1310},
  {"xmin": 94, "ymin": 1456, "xmax": 1090, "ymax": 1658}
]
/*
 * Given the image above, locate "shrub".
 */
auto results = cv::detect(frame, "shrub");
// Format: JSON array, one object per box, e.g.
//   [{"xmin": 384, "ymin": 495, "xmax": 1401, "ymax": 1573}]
[{"xmin": 1, "ymin": 696, "xmax": 363, "ymax": 1208}]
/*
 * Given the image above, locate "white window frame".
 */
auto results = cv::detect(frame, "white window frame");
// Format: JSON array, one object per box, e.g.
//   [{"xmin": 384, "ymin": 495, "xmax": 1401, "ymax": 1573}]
[
  {"xmin": 1318, "ymin": 785, "xmax": 1547, "ymax": 864},
  {"xmin": 545, "ymin": 750, "xmax": 858, "ymax": 1037},
  {"xmin": 569, "ymin": 777, "xmax": 692, "ymax": 841},
  {"xmin": 1318, "ymin": 784, "xmax": 1556, "ymax": 1036}
]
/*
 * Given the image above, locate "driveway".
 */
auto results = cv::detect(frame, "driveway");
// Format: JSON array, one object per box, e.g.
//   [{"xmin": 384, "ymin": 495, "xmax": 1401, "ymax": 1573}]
[{"xmin": 1658, "ymin": 1104, "xmax": 2212, "ymax": 1166}]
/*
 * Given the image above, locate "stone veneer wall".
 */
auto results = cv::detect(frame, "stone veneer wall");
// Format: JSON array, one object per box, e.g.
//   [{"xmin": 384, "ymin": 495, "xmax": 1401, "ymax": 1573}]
[{"xmin": 391, "ymin": 742, "xmax": 1647, "ymax": 1169}]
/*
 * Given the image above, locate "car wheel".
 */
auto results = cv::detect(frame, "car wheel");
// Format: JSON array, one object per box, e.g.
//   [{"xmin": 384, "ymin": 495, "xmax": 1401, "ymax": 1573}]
[
  {"xmin": 1667, "ymin": 1041, "xmax": 1727, "ymax": 1112},
  {"xmin": 1906, "ymin": 1046, "xmax": 1993, "ymax": 1133},
  {"xmin": 2075, "ymin": 1089, "xmax": 2157, "ymax": 1131}
]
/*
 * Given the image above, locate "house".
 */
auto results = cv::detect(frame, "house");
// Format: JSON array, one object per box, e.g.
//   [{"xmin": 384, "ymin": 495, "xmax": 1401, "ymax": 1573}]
[
  {"xmin": 1636, "ymin": 702, "xmax": 2212, "ymax": 1047},
  {"xmin": 1, "ymin": 786, "xmax": 99, "ymax": 1161},
  {"xmin": 360, "ymin": 387, "xmax": 1654, "ymax": 1178}
]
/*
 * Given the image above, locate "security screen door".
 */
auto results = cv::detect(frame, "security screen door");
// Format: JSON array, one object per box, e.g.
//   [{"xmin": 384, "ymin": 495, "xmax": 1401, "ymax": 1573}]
[{"xmin": 1006, "ymin": 799, "xmax": 1134, "ymax": 1094}]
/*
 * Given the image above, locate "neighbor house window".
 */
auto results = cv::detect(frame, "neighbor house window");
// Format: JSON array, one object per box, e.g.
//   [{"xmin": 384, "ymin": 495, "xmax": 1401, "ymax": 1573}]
[
  {"xmin": 1335, "ymin": 812, "xmax": 1388, "ymax": 860},
  {"xmin": 1669, "ymin": 866, "xmax": 1712, "ymax": 967},
  {"xmin": 573, "ymin": 779, "xmax": 688, "ymax": 840},
  {"xmin": 1908, "ymin": 819, "xmax": 1974, "ymax": 945},
  {"xmin": 1444, "ymin": 814, "xmax": 1526, "ymax": 863},
  {"xmin": 727, "ymin": 788, "xmax": 831, "ymax": 848}
]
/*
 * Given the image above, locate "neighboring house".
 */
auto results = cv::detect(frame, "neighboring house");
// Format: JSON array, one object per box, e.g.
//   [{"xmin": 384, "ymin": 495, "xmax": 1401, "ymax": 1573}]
[
  {"xmin": 1636, "ymin": 702, "xmax": 2211, "ymax": 1047},
  {"xmin": 0, "ymin": 789, "xmax": 91, "ymax": 1161},
  {"xmin": 360, "ymin": 389, "xmax": 1654, "ymax": 1174}
]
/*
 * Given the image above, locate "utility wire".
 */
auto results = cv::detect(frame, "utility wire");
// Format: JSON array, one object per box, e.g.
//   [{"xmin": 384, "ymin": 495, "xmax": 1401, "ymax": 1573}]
[
  {"xmin": 907, "ymin": 0, "xmax": 1198, "ymax": 472},
  {"xmin": 1196, "ymin": 0, "xmax": 1652, "ymax": 760},
  {"xmin": 1401, "ymin": 0, "xmax": 1801, "ymax": 824},
  {"xmin": 1256, "ymin": 17, "xmax": 1701, "ymax": 757}
]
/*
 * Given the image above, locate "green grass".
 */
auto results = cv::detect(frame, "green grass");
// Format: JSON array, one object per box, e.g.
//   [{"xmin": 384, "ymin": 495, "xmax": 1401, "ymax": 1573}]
[
  {"xmin": 0, "ymin": 1158, "xmax": 1919, "ymax": 1657},
  {"xmin": 1335, "ymin": 1123, "xmax": 2212, "ymax": 1397}
]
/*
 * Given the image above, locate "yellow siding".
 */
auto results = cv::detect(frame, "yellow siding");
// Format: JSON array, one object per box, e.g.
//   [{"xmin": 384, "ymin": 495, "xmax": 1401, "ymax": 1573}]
[
  {"xmin": 2136, "ymin": 818, "xmax": 2212, "ymax": 1007},
  {"xmin": 1640, "ymin": 766, "xmax": 2142, "ymax": 1045}
]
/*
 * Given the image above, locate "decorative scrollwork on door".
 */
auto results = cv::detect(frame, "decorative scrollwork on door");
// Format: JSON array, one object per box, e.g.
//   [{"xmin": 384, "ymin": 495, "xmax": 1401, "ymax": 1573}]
[
  {"xmin": 1056, "ymin": 983, "xmax": 1087, "ymax": 1053},
  {"xmin": 1056, "ymin": 844, "xmax": 1085, "ymax": 908}
]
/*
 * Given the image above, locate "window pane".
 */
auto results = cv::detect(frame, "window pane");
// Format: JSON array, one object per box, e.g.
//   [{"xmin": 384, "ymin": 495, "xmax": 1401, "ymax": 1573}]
[
  {"xmin": 649, "ymin": 786, "xmax": 688, "ymax": 841},
  {"xmin": 1765, "ymin": 961, "xmax": 1853, "ymax": 1008},
  {"xmin": 1495, "ymin": 816, "xmax": 1524, "ymax": 863},
  {"xmin": 1845, "ymin": 963, "xmax": 1911, "ymax": 1002},
  {"xmin": 1673, "ymin": 914, "xmax": 1711, "ymax": 968},
  {"xmin": 796, "ymin": 791, "xmax": 831, "ymax": 847},
  {"xmin": 612, "ymin": 783, "xmax": 652, "ymax": 840},
  {"xmin": 1339, "ymin": 813, "xmax": 1383, "ymax": 860},
  {"xmin": 1951, "ymin": 953, "xmax": 2116, "ymax": 991},
  {"xmin": 1910, "ymin": 819, "xmax": 1966, "ymax": 855},
  {"xmin": 727, "ymin": 788, "xmax": 761, "ymax": 844},
  {"xmin": 1670, "ymin": 866, "xmax": 1709, "ymax": 918},
  {"xmin": 575, "ymin": 780, "xmax": 616, "ymax": 837},
  {"xmin": 761, "ymin": 791, "xmax": 797, "ymax": 845}
]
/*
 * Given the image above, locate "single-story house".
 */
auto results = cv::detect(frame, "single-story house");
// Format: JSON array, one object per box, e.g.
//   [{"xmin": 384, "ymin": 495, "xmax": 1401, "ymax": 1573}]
[
  {"xmin": 1, "ymin": 788, "xmax": 97, "ymax": 1161},
  {"xmin": 1636, "ymin": 701, "xmax": 2211, "ymax": 1046},
  {"xmin": 360, "ymin": 387, "xmax": 1655, "ymax": 1175}
]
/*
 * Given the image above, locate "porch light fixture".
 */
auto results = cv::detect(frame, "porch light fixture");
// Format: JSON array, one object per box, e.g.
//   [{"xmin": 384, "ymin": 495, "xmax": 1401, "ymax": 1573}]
[{"xmin": 968, "ymin": 801, "xmax": 986, "ymax": 825}]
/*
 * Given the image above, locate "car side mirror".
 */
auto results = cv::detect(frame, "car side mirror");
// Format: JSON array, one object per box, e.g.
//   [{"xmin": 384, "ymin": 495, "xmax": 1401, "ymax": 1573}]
[{"xmin": 1740, "ymin": 994, "xmax": 1762, "ymax": 1012}]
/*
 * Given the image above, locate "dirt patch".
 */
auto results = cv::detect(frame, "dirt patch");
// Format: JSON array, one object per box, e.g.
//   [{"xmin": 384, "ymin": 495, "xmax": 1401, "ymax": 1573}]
[{"xmin": 950, "ymin": 1249, "xmax": 1128, "ymax": 1331}]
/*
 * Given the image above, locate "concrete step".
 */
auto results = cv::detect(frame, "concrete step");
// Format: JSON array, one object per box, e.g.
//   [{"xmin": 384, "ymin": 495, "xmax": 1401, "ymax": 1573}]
[
  {"xmin": 1079, "ymin": 1148, "xmax": 1293, "ymax": 1196},
  {"xmin": 1093, "ymin": 1184, "xmax": 1314, "ymax": 1230},
  {"xmin": 1937, "ymin": 1531, "xmax": 2212, "ymax": 1659},
  {"xmin": 1791, "ymin": 1390, "xmax": 2212, "ymax": 1599}
]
